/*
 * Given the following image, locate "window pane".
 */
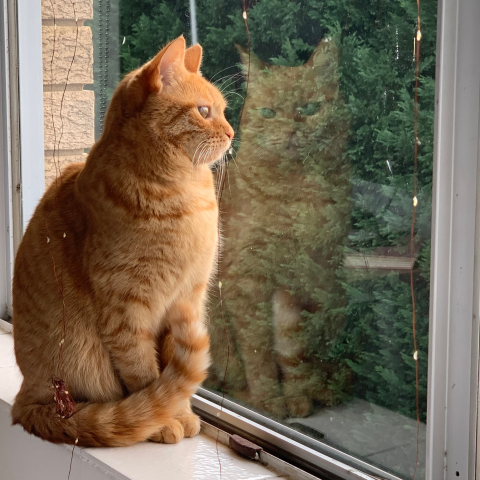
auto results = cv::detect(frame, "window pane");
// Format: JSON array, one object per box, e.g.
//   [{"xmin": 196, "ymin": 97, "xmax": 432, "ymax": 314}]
[
  {"xmin": 197, "ymin": 2, "xmax": 434, "ymax": 478},
  {"xmin": 43, "ymin": 1, "xmax": 436, "ymax": 478}
]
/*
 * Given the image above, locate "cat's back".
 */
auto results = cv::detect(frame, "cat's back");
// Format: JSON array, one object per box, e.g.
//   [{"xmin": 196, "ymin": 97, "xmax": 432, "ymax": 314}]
[
  {"xmin": 13, "ymin": 162, "xmax": 88, "ymax": 361},
  {"xmin": 14, "ymin": 162, "xmax": 86, "ymax": 277}
]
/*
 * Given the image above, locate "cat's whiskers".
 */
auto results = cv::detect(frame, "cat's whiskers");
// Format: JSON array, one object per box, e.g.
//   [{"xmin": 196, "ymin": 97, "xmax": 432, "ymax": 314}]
[
  {"xmin": 215, "ymin": 156, "xmax": 227, "ymax": 200},
  {"xmin": 225, "ymin": 158, "xmax": 232, "ymax": 196},
  {"xmin": 199, "ymin": 145, "xmax": 213, "ymax": 167},
  {"xmin": 219, "ymin": 82, "xmax": 244, "ymax": 90},
  {"xmin": 222, "ymin": 91, "xmax": 244, "ymax": 102},
  {"xmin": 218, "ymin": 82, "xmax": 244, "ymax": 96},
  {"xmin": 196, "ymin": 144, "xmax": 210, "ymax": 167},
  {"xmin": 204, "ymin": 147, "xmax": 212, "ymax": 166},
  {"xmin": 214, "ymin": 74, "xmax": 241, "ymax": 88},
  {"xmin": 213, "ymin": 71, "xmax": 244, "ymax": 88},
  {"xmin": 192, "ymin": 140, "xmax": 209, "ymax": 166},
  {"xmin": 216, "ymin": 75, "xmax": 245, "ymax": 94},
  {"xmin": 219, "ymin": 84, "xmax": 245, "ymax": 94},
  {"xmin": 209, "ymin": 65, "xmax": 240, "ymax": 83},
  {"xmin": 226, "ymin": 145, "xmax": 241, "ymax": 173}
]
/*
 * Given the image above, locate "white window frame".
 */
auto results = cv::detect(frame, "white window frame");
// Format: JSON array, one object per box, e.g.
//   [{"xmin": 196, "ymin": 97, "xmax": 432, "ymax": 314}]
[
  {"xmin": 2, "ymin": 0, "xmax": 480, "ymax": 478},
  {"xmin": 0, "ymin": 0, "xmax": 44, "ymax": 319},
  {"xmin": 427, "ymin": 0, "xmax": 480, "ymax": 478},
  {"xmin": 0, "ymin": 0, "xmax": 13, "ymax": 319}
]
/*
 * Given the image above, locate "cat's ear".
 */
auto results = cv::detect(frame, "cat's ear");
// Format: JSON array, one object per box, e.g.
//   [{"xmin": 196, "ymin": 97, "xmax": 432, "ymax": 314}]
[
  {"xmin": 158, "ymin": 36, "xmax": 187, "ymax": 86},
  {"xmin": 235, "ymin": 44, "xmax": 263, "ymax": 79},
  {"xmin": 119, "ymin": 36, "xmax": 186, "ymax": 116},
  {"xmin": 185, "ymin": 44, "xmax": 203, "ymax": 74},
  {"xmin": 138, "ymin": 36, "xmax": 187, "ymax": 93},
  {"xmin": 305, "ymin": 37, "xmax": 337, "ymax": 69}
]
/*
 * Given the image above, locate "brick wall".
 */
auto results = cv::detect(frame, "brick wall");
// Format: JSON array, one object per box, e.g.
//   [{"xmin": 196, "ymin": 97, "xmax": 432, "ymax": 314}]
[{"xmin": 41, "ymin": 0, "xmax": 94, "ymax": 187}]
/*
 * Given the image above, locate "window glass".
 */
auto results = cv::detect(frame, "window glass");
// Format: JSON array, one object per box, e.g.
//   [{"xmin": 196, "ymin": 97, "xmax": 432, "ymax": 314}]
[{"xmin": 43, "ymin": 1, "xmax": 437, "ymax": 478}]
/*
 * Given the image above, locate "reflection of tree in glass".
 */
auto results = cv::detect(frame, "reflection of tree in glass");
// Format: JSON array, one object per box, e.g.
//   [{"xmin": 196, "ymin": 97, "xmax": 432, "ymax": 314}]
[{"xmin": 207, "ymin": 39, "xmax": 351, "ymax": 418}]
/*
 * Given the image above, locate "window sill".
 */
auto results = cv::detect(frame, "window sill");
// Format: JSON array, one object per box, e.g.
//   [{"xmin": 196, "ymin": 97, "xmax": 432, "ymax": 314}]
[{"xmin": 0, "ymin": 320, "xmax": 303, "ymax": 480}]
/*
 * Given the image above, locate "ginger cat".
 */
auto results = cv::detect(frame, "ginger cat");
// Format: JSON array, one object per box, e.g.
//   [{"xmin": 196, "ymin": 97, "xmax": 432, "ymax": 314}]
[{"xmin": 11, "ymin": 36, "xmax": 234, "ymax": 447}]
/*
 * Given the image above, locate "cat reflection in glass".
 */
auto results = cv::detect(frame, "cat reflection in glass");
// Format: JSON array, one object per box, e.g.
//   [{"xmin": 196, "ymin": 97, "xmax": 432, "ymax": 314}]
[{"xmin": 208, "ymin": 38, "xmax": 351, "ymax": 419}]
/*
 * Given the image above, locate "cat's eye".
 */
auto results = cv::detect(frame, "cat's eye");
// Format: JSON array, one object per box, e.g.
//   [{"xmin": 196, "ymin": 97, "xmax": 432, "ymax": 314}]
[
  {"xmin": 298, "ymin": 102, "xmax": 322, "ymax": 116},
  {"xmin": 198, "ymin": 106, "xmax": 210, "ymax": 118},
  {"xmin": 259, "ymin": 108, "xmax": 276, "ymax": 119}
]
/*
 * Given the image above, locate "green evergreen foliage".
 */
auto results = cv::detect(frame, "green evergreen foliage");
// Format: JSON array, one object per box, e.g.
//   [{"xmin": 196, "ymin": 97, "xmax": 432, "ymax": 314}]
[{"xmin": 112, "ymin": 0, "xmax": 435, "ymax": 428}]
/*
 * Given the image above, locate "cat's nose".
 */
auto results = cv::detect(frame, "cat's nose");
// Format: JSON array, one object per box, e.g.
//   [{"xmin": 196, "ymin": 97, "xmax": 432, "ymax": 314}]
[{"xmin": 225, "ymin": 125, "xmax": 234, "ymax": 141}]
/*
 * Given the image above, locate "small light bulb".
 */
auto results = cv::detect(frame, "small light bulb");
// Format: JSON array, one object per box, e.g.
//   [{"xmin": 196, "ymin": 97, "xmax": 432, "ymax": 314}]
[
  {"xmin": 47, "ymin": 237, "xmax": 50, "ymax": 243},
  {"xmin": 242, "ymin": 11, "xmax": 247, "ymax": 20},
  {"xmin": 416, "ymin": 30, "xmax": 422, "ymax": 42},
  {"xmin": 413, "ymin": 196, "xmax": 418, "ymax": 207},
  {"xmin": 413, "ymin": 350, "xmax": 418, "ymax": 361}
]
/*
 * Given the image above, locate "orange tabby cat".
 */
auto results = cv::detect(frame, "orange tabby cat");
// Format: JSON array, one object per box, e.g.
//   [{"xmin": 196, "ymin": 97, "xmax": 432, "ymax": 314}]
[{"xmin": 11, "ymin": 36, "xmax": 234, "ymax": 447}]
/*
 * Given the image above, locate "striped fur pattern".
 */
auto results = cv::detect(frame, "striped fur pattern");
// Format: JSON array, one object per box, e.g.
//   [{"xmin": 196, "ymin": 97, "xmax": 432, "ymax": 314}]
[{"xmin": 11, "ymin": 36, "xmax": 234, "ymax": 447}]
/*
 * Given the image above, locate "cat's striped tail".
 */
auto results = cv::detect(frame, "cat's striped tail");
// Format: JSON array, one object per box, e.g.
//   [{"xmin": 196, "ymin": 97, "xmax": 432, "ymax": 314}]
[{"xmin": 11, "ymin": 304, "xmax": 211, "ymax": 447}]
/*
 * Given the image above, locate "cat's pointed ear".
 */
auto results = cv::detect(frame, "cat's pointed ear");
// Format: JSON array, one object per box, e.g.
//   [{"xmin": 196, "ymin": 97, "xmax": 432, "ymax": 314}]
[
  {"xmin": 121, "ymin": 36, "xmax": 186, "ymax": 115},
  {"xmin": 158, "ymin": 36, "xmax": 187, "ymax": 86},
  {"xmin": 305, "ymin": 37, "xmax": 337, "ymax": 68},
  {"xmin": 235, "ymin": 44, "xmax": 263, "ymax": 78},
  {"xmin": 185, "ymin": 44, "xmax": 203, "ymax": 74},
  {"xmin": 139, "ymin": 36, "xmax": 187, "ymax": 93}
]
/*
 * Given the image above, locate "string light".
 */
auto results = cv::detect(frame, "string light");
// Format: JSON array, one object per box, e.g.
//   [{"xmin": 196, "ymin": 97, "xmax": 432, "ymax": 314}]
[
  {"xmin": 411, "ymin": 1, "xmax": 422, "ymax": 478},
  {"xmin": 243, "ymin": 11, "xmax": 247, "ymax": 20},
  {"xmin": 46, "ymin": 2, "xmax": 80, "ymax": 478}
]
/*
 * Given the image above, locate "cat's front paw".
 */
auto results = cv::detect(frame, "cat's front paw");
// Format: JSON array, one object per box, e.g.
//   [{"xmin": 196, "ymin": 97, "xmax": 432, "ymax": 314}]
[
  {"xmin": 149, "ymin": 418, "xmax": 184, "ymax": 444},
  {"xmin": 177, "ymin": 411, "xmax": 201, "ymax": 438}
]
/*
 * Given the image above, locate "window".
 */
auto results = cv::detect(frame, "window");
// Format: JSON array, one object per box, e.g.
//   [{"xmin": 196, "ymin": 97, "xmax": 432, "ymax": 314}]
[{"xmin": 4, "ymin": 0, "xmax": 480, "ymax": 479}]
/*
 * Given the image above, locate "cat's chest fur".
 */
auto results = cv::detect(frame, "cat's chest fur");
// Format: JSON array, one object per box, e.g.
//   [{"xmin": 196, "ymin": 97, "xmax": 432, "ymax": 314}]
[{"xmin": 86, "ymin": 167, "xmax": 218, "ymax": 308}]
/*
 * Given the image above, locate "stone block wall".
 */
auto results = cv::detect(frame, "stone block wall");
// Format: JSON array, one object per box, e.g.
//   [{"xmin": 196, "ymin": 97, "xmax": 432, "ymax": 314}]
[{"xmin": 41, "ymin": 0, "xmax": 94, "ymax": 187}]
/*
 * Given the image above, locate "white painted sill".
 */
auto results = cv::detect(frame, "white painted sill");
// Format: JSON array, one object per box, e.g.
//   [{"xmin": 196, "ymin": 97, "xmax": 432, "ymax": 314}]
[{"xmin": 0, "ymin": 319, "xmax": 318, "ymax": 480}]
